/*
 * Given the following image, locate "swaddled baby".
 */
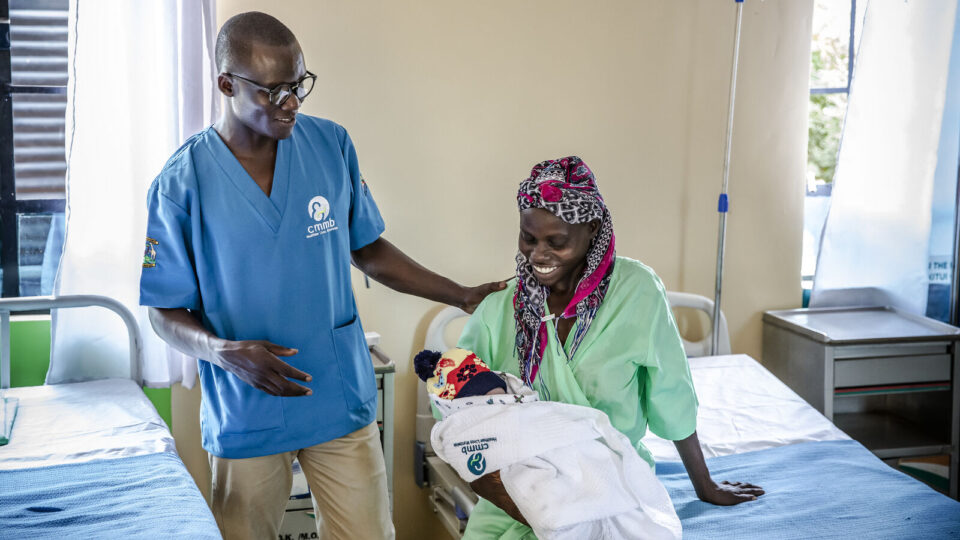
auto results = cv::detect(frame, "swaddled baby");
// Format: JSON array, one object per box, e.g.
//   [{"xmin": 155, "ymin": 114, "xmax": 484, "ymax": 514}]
[{"xmin": 416, "ymin": 348, "xmax": 682, "ymax": 540}]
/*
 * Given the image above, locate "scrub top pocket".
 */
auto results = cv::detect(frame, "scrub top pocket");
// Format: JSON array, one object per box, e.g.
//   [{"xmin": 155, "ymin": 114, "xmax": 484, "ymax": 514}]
[
  {"xmin": 213, "ymin": 366, "xmax": 285, "ymax": 434},
  {"xmin": 331, "ymin": 317, "xmax": 377, "ymax": 410}
]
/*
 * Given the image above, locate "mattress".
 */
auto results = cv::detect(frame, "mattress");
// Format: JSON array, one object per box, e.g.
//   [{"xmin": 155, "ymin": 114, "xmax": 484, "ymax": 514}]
[
  {"xmin": 642, "ymin": 354, "xmax": 849, "ymax": 461},
  {"xmin": 0, "ymin": 378, "xmax": 176, "ymax": 470}
]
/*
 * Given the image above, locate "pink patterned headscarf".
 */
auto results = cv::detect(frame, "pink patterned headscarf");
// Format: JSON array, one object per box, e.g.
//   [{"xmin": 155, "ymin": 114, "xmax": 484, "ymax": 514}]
[{"xmin": 514, "ymin": 156, "xmax": 616, "ymax": 390}]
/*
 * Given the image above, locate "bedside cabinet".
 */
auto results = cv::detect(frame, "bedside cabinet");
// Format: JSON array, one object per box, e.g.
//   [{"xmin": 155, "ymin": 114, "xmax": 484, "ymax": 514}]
[{"xmin": 763, "ymin": 306, "xmax": 960, "ymax": 499}]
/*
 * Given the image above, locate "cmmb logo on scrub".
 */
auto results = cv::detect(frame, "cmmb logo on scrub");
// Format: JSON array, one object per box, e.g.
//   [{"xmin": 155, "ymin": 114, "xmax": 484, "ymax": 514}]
[{"xmin": 306, "ymin": 195, "xmax": 338, "ymax": 238}]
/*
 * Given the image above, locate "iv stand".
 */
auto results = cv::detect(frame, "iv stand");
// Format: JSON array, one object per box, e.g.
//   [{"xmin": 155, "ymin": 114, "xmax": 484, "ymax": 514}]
[{"xmin": 711, "ymin": 0, "xmax": 744, "ymax": 356}]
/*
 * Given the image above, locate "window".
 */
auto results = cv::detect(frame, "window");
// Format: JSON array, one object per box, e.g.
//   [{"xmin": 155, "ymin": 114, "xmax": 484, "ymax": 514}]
[
  {"xmin": 804, "ymin": 2, "xmax": 960, "ymax": 322},
  {"xmin": 802, "ymin": 0, "xmax": 866, "ymax": 302},
  {"xmin": 0, "ymin": 0, "xmax": 68, "ymax": 297}
]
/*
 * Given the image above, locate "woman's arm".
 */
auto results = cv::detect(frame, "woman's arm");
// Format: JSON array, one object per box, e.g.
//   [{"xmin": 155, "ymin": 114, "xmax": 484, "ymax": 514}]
[
  {"xmin": 469, "ymin": 471, "xmax": 529, "ymax": 526},
  {"xmin": 674, "ymin": 431, "xmax": 764, "ymax": 505}
]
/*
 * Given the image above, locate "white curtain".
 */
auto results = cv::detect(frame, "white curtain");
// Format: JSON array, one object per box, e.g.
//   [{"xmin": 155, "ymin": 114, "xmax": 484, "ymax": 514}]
[
  {"xmin": 811, "ymin": 0, "xmax": 959, "ymax": 314},
  {"xmin": 48, "ymin": 0, "xmax": 218, "ymax": 387}
]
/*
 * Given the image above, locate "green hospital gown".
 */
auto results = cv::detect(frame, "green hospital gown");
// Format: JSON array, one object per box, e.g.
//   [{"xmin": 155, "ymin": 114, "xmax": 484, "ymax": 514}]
[{"xmin": 456, "ymin": 256, "xmax": 698, "ymax": 540}]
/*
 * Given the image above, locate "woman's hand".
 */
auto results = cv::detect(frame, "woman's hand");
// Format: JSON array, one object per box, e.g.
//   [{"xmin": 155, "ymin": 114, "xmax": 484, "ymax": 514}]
[
  {"xmin": 469, "ymin": 471, "xmax": 529, "ymax": 526},
  {"xmin": 696, "ymin": 480, "xmax": 764, "ymax": 506},
  {"xmin": 673, "ymin": 431, "xmax": 765, "ymax": 506}
]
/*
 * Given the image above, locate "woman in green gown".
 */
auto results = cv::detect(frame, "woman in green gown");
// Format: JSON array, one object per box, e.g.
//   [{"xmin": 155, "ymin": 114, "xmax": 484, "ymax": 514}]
[{"xmin": 457, "ymin": 156, "xmax": 764, "ymax": 539}]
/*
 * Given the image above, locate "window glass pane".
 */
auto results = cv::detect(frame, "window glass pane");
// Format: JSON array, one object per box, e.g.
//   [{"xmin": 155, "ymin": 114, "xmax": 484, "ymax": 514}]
[
  {"xmin": 803, "ymin": 91, "xmax": 846, "ymax": 300},
  {"xmin": 11, "ymin": 0, "xmax": 69, "ymax": 201},
  {"xmin": 810, "ymin": 0, "xmax": 852, "ymax": 89},
  {"xmin": 17, "ymin": 213, "xmax": 64, "ymax": 296},
  {"xmin": 12, "ymin": 94, "xmax": 67, "ymax": 200},
  {"xmin": 807, "ymin": 92, "xmax": 847, "ymax": 188}
]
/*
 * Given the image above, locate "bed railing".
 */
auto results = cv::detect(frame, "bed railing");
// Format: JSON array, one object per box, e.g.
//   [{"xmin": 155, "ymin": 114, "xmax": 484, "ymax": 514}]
[{"xmin": 0, "ymin": 295, "xmax": 144, "ymax": 388}]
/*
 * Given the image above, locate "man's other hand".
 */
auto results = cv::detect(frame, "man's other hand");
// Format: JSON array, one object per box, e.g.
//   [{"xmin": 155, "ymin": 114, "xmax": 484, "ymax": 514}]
[{"xmin": 214, "ymin": 340, "xmax": 312, "ymax": 396}]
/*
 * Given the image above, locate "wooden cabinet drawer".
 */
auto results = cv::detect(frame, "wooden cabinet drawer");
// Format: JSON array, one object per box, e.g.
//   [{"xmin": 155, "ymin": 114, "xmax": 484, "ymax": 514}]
[{"xmin": 834, "ymin": 355, "xmax": 952, "ymax": 388}]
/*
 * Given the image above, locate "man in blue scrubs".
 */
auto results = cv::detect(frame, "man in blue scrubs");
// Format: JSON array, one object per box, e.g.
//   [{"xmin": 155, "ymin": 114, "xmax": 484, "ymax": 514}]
[{"xmin": 139, "ymin": 12, "xmax": 503, "ymax": 540}]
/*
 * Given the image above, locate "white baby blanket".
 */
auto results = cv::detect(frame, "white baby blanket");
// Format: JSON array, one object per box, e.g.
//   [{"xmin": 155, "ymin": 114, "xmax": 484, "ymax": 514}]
[{"xmin": 430, "ymin": 375, "xmax": 682, "ymax": 540}]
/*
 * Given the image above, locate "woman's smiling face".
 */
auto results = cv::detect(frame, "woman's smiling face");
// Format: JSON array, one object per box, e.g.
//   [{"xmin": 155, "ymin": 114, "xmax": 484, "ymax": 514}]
[{"xmin": 518, "ymin": 208, "xmax": 599, "ymax": 294}]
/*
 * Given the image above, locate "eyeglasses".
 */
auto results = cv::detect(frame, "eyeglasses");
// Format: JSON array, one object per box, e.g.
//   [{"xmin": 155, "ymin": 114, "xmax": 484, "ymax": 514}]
[{"xmin": 226, "ymin": 70, "xmax": 317, "ymax": 107}]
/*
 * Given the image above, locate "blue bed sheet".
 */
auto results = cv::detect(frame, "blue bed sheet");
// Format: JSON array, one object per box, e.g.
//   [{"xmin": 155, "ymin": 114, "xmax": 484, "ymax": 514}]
[
  {"xmin": 0, "ymin": 451, "xmax": 220, "ymax": 539},
  {"xmin": 657, "ymin": 440, "xmax": 960, "ymax": 539}
]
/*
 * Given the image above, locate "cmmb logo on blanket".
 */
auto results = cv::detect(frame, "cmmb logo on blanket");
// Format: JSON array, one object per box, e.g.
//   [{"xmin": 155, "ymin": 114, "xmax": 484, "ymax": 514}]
[
  {"xmin": 467, "ymin": 452, "xmax": 486, "ymax": 475},
  {"xmin": 454, "ymin": 437, "xmax": 496, "ymax": 476}
]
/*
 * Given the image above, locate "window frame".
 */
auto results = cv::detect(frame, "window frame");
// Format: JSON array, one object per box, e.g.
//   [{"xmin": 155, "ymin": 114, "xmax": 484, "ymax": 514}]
[{"xmin": 810, "ymin": 0, "xmax": 858, "ymax": 96}]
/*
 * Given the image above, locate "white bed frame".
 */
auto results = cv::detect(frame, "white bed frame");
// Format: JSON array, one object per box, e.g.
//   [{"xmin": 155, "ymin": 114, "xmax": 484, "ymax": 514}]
[
  {"xmin": 0, "ymin": 295, "xmax": 143, "ymax": 445},
  {"xmin": 0, "ymin": 295, "xmax": 143, "ymax": 387}
]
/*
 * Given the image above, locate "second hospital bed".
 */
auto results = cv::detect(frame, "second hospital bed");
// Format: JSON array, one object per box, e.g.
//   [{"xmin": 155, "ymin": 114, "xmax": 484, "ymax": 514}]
[
  {"xmin": 0, "ymin": 296, "xmax": 220, "ymax": 539},
  {"xmin": 414, "ymin": 303, "xmax": 960, "ymax": 539}
]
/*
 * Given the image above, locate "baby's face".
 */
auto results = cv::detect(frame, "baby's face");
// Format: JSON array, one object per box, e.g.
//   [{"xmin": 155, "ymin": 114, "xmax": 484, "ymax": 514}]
[{"xmin": 484, "ymin": 387, "xmax": 507, "ymax": 396}]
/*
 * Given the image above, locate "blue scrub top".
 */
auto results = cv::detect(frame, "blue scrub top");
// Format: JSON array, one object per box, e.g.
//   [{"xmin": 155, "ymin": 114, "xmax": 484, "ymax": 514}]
[{"xmin": 140, "ymin": 115, "xmax": 385, "ymax": 458}]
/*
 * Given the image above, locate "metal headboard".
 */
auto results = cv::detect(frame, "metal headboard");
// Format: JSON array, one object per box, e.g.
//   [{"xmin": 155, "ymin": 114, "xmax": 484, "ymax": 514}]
[{"xmin": 0, "ymin": 295, "xmax": 144, "ymax": 388}]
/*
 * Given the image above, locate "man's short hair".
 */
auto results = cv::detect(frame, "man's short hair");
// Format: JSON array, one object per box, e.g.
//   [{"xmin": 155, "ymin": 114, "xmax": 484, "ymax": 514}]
[{"xmin": 215, "ymin": 12, "xmax": 298, "ymax": 73}]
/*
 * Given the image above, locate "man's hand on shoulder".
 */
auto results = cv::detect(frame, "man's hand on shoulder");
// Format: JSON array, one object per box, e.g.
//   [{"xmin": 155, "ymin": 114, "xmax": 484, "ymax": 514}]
[
  {"xmin": 213, "ymin": 340, "xmax": 313, "ymax": 397},
  {"xmin": 461, "ymin": 279, "xmax": 508, "ymax": 314},
  {"xmin": 351, "ymin": 236, "xmax": 510, "ymax": 314}
]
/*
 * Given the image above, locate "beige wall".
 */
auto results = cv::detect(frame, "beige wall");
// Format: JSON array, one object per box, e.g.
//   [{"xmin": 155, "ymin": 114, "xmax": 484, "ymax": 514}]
[{"xmin": 172, "ymin": 1, "xmax": 813, "ymax": 538}]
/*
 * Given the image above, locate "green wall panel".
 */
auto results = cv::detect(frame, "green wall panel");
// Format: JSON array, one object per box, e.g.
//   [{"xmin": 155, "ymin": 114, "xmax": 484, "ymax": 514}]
[
  {"xmin": 9, "ymin": 319, "xmax": 50, "ymax": 388},
  {"xmin": 142, "ymin": 387, "xmax": 172, "ymax": 429}
]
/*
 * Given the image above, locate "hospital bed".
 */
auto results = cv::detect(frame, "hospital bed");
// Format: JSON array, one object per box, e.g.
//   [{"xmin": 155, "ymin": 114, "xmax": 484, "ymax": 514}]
[
  {"xmin": 0, "ymin": 296, "xmax": 220, "ymax": 539},
  {"xmin": 415, "ymin": 302, "xmax": 960, "ymax": 539}
]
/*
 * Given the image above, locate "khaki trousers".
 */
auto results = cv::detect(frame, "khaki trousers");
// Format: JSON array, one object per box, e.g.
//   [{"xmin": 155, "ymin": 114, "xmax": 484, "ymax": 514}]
[{"xmin": 209, "ymin": 422, "xmax": 394, "ymax": 540}]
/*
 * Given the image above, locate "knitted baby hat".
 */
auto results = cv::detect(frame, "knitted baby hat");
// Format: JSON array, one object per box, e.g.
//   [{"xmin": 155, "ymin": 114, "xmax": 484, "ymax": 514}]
[{"xmin": 414, "ymin": 347, "xmax": 507, "ymax": 400}]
